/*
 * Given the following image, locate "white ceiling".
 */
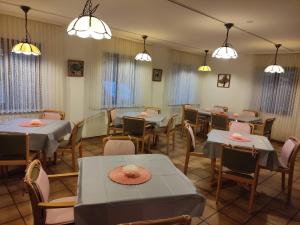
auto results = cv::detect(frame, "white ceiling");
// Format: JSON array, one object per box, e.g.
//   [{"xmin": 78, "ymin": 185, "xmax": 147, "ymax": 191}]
[{"xmin": 0, "ymin": 0, "xmax": 299, "ymax": 54}]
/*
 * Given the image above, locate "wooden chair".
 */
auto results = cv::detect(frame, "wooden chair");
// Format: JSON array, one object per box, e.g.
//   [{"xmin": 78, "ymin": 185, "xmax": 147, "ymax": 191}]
[
  {"xmin": 144, "ymin": 106, "xmax": 161, "ymax": 115},
  {"xmin": 262, "ymin": 137, "xmax": 300, "ymax": 202},
  {"xmin": 254, "ymin": 118, "xmax": 275, "ymax": 139},
  {"xmin": 241, "ymin": 109, "xmax": 259, "ymax": 117},
  {"xmin": 183, "ymin": 122, "xmax": 206, "ymax": 174},
  {"xmin": 118, "ymin": 215, "xmax": 191, "ymax": 225},
  {"xmin": 183, "ymin": 108, "xmax": 203, "ymax": 135},
  {"xmin": 24, "ymin": 160, "xmax": 77, "ymax": 225},
  {"xmin": 41, "ymin": 109, "xmax": 65, "ymax": 120},
  {"xmin": 107, "ymin": 108, "xmax": 123, "ymax": 135},
  {"xmin": 103, "ymin": 136, "xmax": 137, "ymax": 155},
  {"xmin": 181, "ymin": 104, "xmax": 193, "ymax": 134},
  {"xmin": 0, "ymin": 132, "xmax": 39, "ymax": 176},
  {"xmin": 55, "ymin": 121, "xmax": 84, "ymax": 171},
  {"xmin": 154, "ymin": 115, "xmax": 177, "ymax": 155},
  {"xmin": 216, "ymin": 145, "xmax": 260, "ymax": 213},
  {"xmin": 213, "ymin": 106, "xmax": 228, "ymax": 112},
  {"xmin": 123, "ymin": 117, "xmax": 151, "ymax": 153},
  {"xmin": 211, "ymin": 113, "xmax": 228, "ymax": 130},
  {"xmin": 229, "ymin": 121, "xmax": 254, "ymax": 134}
]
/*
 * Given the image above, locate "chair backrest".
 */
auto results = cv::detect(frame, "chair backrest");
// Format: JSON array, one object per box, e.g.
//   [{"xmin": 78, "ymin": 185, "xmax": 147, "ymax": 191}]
[
  {"xmin": 41, "ymin": 109, "xmax": 65, "ymax": 120},
  {"xmin": 69, "ymin": 121, "xmax": 84, "ymax": 147},
  {"xmin": 144, "ymin": 107, "xmax": 161, "ymax": 115},
  {"xmin": 24, "ymin": 160, "xmax": 49, "ymax": 225},
  {"xmin": 0, "ymin": 132, "xmax": 29, "ymax": 166},
  {"xmin": 184, "ymin": 109, "xmax": 199, "ymax": 125},
  {"xmin": 107, "ymin": 108, "xmax": 117, "ymax": 124},
  {"xmin": 213, "ymin": 106, "xmax": 228, "ymax": 112},
  {"xmin": 263, "ymin": 118, "xmax": 275, "ymax": 136},
  {"xmin": 221, "ymin": 145, "xmax": 260, "ymax": 174},
  {"xmin": 123, "ymin": 117, "xmax": 146, "ymax": 136},
  {"xmin": 279, "ymin": 137, "xmax": 300, "ymax": 169},
  {"xmin": 211, "ymin": 113, "xmax": 228, "ymax": 130},
  {"xmin": 183, "ymin": 122, "xmax": 195, "ymax": 152},
  {"xmin": 182, "ymin": 104, "xmax": 193, "ymax": 110},
  {"xmin": 118, "ymin": 215, "xmax": 191, "ymax": 225},
  {"xmin": 241, "ymin": 109, "xmax": 258, "ymax": 117},
  {"xmin": 166, "ymin": 114, "xmax": 177, "ymax": 134},
  {"xmin": 103, "ymin": 136, "xmax": 136, "ymax": 155},
  {"xmin": 229, "ymin": 121, "xmax": 253, "ymax": 134}
]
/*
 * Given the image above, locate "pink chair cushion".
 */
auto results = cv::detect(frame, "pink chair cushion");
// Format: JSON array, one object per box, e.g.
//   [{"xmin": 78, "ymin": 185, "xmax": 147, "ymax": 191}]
[
  {"xmin": 35, "ymin": 167, "xmax": 50, "ymax": 202},
  {"xmin": 43, "ymin": 112, "xmax": 62, "ymax": 120},
  {"xmin": 104, "ymin": 140, "xmax": 135, "ymax": 155},
  {"xmin": 187, "ymin": 125, "xmax": 195, "ymax": 149},
  {"xmin": 241, "ymin": 111, "xmax": 256, "ymax": 117},
  {"xmin": 229, "ymin": 121, "xmax": 251, "ymax": 134},
  {"xmin": 110, "ymin": 109, "xmax": 117, "ymax": 122},
  {"xmin": 184, "ymin": 105, "xmax": 193, "ymax": 109},
  {"xmin": 145, "ymin": 109, "xmax": 159, "ymax": 116},
  {"xmin": 279, "ymin": 139, "xmax": 296, "ymax": 168},
  {"xmin": 46, "ymin": 196, "xmax": 75, "ymax": 225}
]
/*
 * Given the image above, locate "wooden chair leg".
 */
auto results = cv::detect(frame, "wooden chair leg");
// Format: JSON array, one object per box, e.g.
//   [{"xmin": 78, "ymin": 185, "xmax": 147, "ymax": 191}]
[
  {"xmin": 216, "ymin": 173, "xmax": 222, "ymax": 204},
  {"xmin": 287, "ymin": 171, "xmax": 294, "ymax": 203},
  {"xmin": 147, "ymin": 137, "xmax": 151, "ymax": 152},
  {"xmin": 79, "ymin": 145, "xmax": 83, "ymax": 158},
  {"xmin": 71, "ymin": 148, "xmax": 76, "ymax": 172},
  {"xmin": 53, "ymin": 152, "xmax": 57, "ymax": 165},
  {"xmin": 248, "ymin": 183, "xmax": 256, "ymax": 213},
  {"xmin": 166, "ymin": 135, "xmax": 170, "ymax": 155},
  {"xmin": 282, "ymin": 172, "xmax": 286, "ymax": 190},
  {"xmin": 183, "ymin": 152, "xmax": 190, "ymax": 175},
  {"xmin": 141, "ymin": 140, "xmax": 145, "ymax": 153},
  {"xmin": 172, "ymin": 132, "xmax": 175, "ymax": 152}
]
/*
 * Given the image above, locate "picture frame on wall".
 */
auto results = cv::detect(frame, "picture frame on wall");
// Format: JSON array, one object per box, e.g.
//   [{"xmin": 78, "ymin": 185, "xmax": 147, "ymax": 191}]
[
  {"xmin": 152, "ymin": 69, "xmax": 163, "ymax": 82},
  {"xmin": 68, "ymin": 60, "xmax": 84, "ymax": 77},
  {"xmin": 217, "ymin": 74, "xmax": 231, "ymax": 88}
]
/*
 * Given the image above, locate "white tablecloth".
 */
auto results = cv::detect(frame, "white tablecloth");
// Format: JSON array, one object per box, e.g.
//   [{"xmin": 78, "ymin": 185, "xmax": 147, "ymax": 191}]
[
  {"xmin": 75, "ymin": 154, "xmax": 205, "ymax": 225},
  {"xmin": 203, "ymin": 129, "xmax": 279, "ymax": 170},
  {"xmin": 0, "ymin": 118, "xmax": 71, "ymax": 156}
]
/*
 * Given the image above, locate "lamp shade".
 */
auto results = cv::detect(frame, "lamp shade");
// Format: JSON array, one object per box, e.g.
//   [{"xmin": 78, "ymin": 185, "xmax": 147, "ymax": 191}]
[
  {"xmin": 212, "ymin": 46, "xmax": 238, "ymax": 59},
  {"xmin": 264, "ymin": 65, "xmax": 285, "ymax": 73},
  {"xmin": 12, "ymin": 42, "xmax": 41, "ymax": 56},
  {"xmin": 135, "ymin": 35, "xmax": 151, "ymax": 62},
  {"xmin": 198, "ymin": 65, "xmax": 212, "ymax": 72}
]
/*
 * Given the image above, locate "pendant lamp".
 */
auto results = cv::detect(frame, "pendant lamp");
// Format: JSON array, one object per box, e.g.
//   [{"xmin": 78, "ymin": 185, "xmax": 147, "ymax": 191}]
[
  {"xmin": 264, "ymin": 44, "xmax": 284, "ymax": 73},
  {"xmin": 198, "ymin": 50, "xmax": 212, "ymax": 71},
  {"xmin": 135, "ymin": 35, "xmax": 151, "ymax": 62}
]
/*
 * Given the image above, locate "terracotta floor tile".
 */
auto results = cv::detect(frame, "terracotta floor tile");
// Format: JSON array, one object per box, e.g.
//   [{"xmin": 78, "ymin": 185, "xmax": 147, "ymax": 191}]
[
  {"xmin": 201, "ymin": 205, "xmax": 217, "ymax": 220},
  {"xmin": 220, "ymin": 204, "xmax": 252, "ymax": 223},
  {"xmin": 3, "ymin": 218, "xmax": 26, "ymax": 225},
  {"xmin": 257, "ymin": 208, "xmax": 290, "ymax": 225},
  {"xmin": 0, "ymin": 194, "xmax": 14, "ymax": 208},
  {"xmin": 0, "ymin": 205, "xmax": 21, "ymax": 224},
  {"xmin": 16, "ymin": 201, "xmax": 32, "ymax": 217},
  {"xmin": 244, "ymin": 216, "xmax": 275, "ymax": 225},
  {"xmin": 11, "ymin": 191, "xmax": 30, "ymax": 204},
  {"xmin": 205, "ymin": 212, "xmax": 240, "ymax": 225}
]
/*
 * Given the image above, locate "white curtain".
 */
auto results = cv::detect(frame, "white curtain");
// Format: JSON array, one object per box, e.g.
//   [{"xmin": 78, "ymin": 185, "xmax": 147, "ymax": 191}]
[{"xmin": 0, "ymin": 14, "xmax": 66, "ymax": 115}]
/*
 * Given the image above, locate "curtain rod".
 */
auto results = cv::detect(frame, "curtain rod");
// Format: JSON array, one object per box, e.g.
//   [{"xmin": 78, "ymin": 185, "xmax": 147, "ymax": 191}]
[{"xmin": 167, "ymin": 0, "xmax": 294, "ymax": 52}]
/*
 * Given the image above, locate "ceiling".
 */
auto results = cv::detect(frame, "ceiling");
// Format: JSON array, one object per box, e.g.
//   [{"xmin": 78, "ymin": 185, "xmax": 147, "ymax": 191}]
[{"xmin": 0, "ymin": 0, "xmax": 299, "ymax": 55}]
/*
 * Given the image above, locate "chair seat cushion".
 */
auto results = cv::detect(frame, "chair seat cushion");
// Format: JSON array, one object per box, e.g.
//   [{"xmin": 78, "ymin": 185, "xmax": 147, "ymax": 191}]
[{"xmin": 46, "ymin": 196, "xmax": 75, "ymax": 225}]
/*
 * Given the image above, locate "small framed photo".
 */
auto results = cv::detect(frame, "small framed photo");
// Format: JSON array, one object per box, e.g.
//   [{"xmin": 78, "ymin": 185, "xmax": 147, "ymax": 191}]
[
  {"xmin": 217, "ymin": 74, "xmax": 231, "ymax": 88},
  {"xmin": 68, "ymin": 60, "xmax": 84, "ymax": 77},
  {"xmin": 152, "ymin": 69, "xmax": 163, "ymax": 82}
]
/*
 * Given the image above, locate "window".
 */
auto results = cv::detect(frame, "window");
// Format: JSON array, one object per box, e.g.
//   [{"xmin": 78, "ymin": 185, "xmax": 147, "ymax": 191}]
[
  {"xmin": 260, "ymin": 67, "xmax": 298, "ymax": 116},
  {"xmin": 168, "ymin": 63, "xmax": 199, "ymax": 105},
  {"xmin": 102, "ymin": 52, "xmax": 137, "ymax": 108},
  {"xmin": 0, "ymin": 38, "xmax": 42, "ymax": 113}
]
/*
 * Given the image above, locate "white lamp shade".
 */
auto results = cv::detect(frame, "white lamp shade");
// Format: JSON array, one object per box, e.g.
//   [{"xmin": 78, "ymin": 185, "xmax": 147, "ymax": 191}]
[
  {"xmin": 264, "ymin": 65, "xmax": 285, "ymax": 73},
  {"xmin": 12, "ymin": 42, "xmax": 41, "ymax": 56},
  {"xmin": 198, "ymin": 65, "xmax": 212, "ymax": 72},
  {"xmin": 212, "ymin": 46, "xmax": 238, "ymax": 59},
  {"xmin": 135, "ymin": 52, "xmax": 152, "ymax": 62},
  {"xmin": 67, "ymin": 16, "xmax": 112, "ymax": 40}
]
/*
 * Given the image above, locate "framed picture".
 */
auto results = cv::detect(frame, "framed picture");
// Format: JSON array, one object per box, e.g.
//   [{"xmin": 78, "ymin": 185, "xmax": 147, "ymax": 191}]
[
  {"xmin": 217, "ymin": 74, "xmax": 231, "ymax": 88},
  {"xmin": 68, "ymin": 60, "xmax": 84, "ymax": 77},
  {"xmin": 152, "ymin": 69, "xmax": 163, "ymax": 82}
]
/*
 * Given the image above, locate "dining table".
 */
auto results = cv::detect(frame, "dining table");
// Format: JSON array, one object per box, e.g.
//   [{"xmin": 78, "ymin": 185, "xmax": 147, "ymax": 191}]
[
  {"xmin": 75, "ymin": 154, "xmax": 205, "ymax": 225},
  {"xmin": 115, "ymin": 111, "xmax": 166, "ymax": 127},
  {"xmin": 0, "ymin": 118, "xmax": 71, "ymax": 157}
]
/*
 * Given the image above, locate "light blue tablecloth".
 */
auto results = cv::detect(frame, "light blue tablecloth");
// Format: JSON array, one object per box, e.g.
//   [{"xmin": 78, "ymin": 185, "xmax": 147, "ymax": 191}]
[
  {"xmin": 115, "ymin": 111, "xmax": 166, "ymax": 127},
  {"xmin": 75, "ymin": 154, "xmax": 205, "ymax": 225},
  {"xmin": 0, "ymin": 118, "xmax": 71, "ymax": 156},
  {"xmin": 203, "ymin": 129, "xmax": 279, "ymax": 170}
]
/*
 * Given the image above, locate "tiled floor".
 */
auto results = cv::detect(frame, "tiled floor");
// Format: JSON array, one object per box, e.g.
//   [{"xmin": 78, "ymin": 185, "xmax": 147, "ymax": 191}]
[{"xmin": 1, "ymin": 129, "xmax": 300, "ymax": 225}]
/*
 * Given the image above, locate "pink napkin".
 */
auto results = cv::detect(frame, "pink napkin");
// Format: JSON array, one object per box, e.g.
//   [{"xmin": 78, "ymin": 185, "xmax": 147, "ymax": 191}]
[
  {"xmin": 19, "ymin": 121, "xmax": 46, "ymax": 127},
  {"xmin": 108, "ymin": 166, "xmax": 151, "ymax": 185},
  {"xmin": 228, "ymin": 134, "xmax": 251, "ymax": 142}
]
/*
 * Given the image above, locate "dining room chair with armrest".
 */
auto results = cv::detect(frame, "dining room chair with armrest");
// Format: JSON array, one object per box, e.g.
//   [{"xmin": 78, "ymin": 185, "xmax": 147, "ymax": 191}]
[
  {"xmin": 24, "ymin": 159, "xmax": 77, "ymax": 225},
  {"xmin": 144, "ymin": 106, "xmax": 161, "ymax": 115},
  {"xmin": 254, "ymin": 118, "xmax": 275, "ymax": 139},
  {"xmin": 183, "ymin": 122, "xmax": 206, "ymax": 174},
  {"xmin": 216, "ymin": 145, "xmax": 260, "ymax": 213},
  {"xmin": 107, "ymin": 108, "xmax": 123, "ymax": 135},
  {"xmin": 213, "ymin": 106, "xmax": 228, "ymax": 112},
  {"xmin": 123, "ymin": 117, "xmax": 151, "ymax": 153},
  {"xmin": 184, "ymin": 108, "xmax": 206, "ymax": 136},
  {"xmin": 241, "ymin": 109, "xmax": 259, "ymax": 117},
  {"xmin": 103, "ymin": 136, "xmax": 137, "ymax": 155},
  {"xmin": 181, "ymin": 104, "xmax": 192, "ymax": 135},
  {"xmin": 154, "ymin": 115, "xmax": 177, "ymax": 155},
  {"xmin": 55, "ymin": 120, "xmax": 84, "ymax": 171},
  {"xmin": 118, "ymin": 215, "xmax": 191, "ymax": 225},
  {"xmin": 41, "ymin": 109, "xmax": 65, "ymax": 120},
  {"xmin": 211, "ymin": 113, "xmax": 228, "ymax": 131},
  {"xmin": 0, "ymin": 132, "xmax": 39, "ymax": 176},
  {"xmin": 229, "ymin": 121, "xmax": 254, "ymax": 134}
]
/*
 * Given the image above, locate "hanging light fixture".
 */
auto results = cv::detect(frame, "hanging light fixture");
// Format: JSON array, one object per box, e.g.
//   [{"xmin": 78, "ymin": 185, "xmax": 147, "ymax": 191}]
[
  {"xmin": 12, "ymin": 6, "xmax": 41, "ymax": 56},
  {"xmin": 135, "ymin": 35, "xmax": 151, "ymax": 62},
  {"xmin": 67, "ymin": 0, "xmax": 112, "ymax": 40},
  {"xmin": 198, "ymin": 50, "xmax": 212, "ymax": 72},
  {"xmin": 264, "ymin": 44, "xmax": 284, "ymax": 73},
  {"xmin": 212, "ymin": 23, "xmax": 238, "ymax": 59}
]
